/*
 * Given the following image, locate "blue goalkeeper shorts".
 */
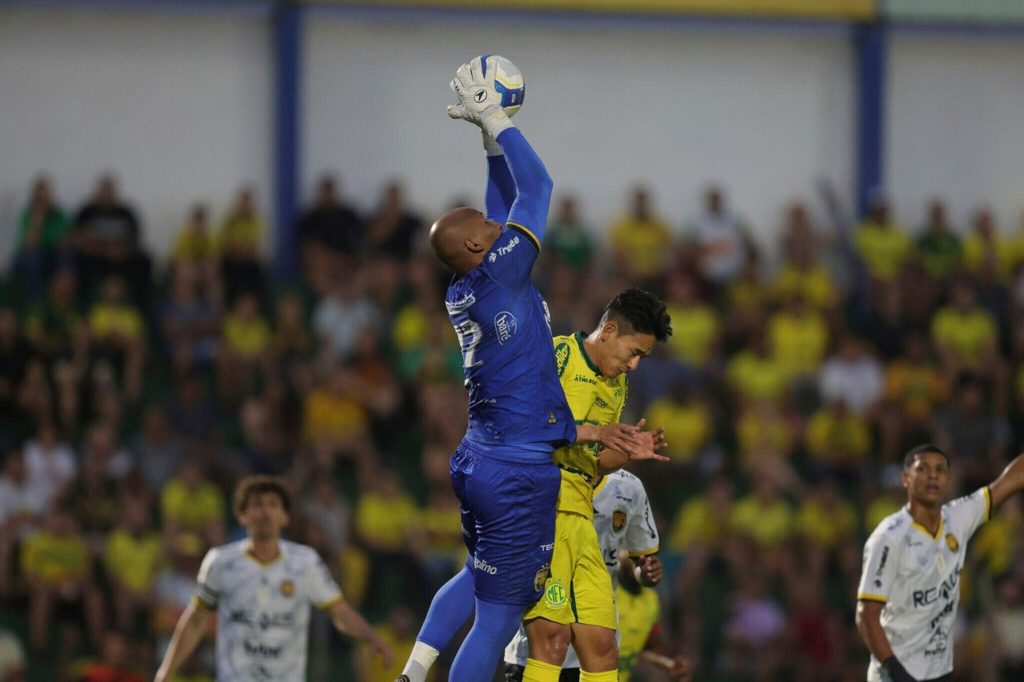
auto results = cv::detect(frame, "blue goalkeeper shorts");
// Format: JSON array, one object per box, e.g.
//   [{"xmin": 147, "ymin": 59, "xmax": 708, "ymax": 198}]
[{"xmin": 450, "ymin": 441, "xmax": 560, "ymax": 606}]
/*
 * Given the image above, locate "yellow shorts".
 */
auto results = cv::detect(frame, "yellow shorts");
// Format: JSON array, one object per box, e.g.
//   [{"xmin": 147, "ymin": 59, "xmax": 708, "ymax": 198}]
[{"xmin": 523, "ymin": 510, "xmax": 616, "ymax": 629}]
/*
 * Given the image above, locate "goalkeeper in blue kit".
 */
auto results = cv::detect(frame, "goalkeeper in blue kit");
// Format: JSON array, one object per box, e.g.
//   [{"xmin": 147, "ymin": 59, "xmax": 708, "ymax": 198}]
[{"xmin": 397, "ymin": 57, "xmax": 643, "ymax": 682}]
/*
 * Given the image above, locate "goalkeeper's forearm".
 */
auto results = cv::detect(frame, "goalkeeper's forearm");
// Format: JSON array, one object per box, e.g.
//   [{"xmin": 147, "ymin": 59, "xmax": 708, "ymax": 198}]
[
  {"xmin": 485, "ymin": 139, "xmax": 516, "ymax": 224},
  {"xmin": 495, "ymin": 127, "xmax": 553, "ymax": 242}
]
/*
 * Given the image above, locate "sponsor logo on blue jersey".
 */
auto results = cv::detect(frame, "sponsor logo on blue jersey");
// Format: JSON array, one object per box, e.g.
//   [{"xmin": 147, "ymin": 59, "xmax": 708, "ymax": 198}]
[{"xmin": 494, "ymin": 311, "xmax": 517, "ymax": 345}]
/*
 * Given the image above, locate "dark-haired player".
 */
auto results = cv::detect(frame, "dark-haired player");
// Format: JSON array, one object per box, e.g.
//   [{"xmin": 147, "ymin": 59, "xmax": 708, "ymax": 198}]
[
  {"xmin": 856, "ymin": 445, "xmax": 1024, "ymax": 681},
  {"xmin": 155, "ymin": 475, "xmax": 391, "ymax": 682}
]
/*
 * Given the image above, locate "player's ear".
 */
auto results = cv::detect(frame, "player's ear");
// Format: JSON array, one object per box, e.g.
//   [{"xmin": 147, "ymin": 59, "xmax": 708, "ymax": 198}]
[{"xmin": 600, "ymin": 321, "xmax": 617, "ymax": 340}]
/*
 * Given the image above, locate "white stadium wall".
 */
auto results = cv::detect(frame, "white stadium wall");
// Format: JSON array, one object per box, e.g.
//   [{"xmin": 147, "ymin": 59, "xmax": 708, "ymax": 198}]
[
  {"xmin": 304, "ymin": 12, "xmax": 855, "ymax": 258},
  {"xmin": 0, "ymin": 7, "xmax": 272, "ymax": 263},
  {"xmin": 887, "ymin": 31, "xmax": 1024, "ymax": 233},
  {"xmin": 2, "ymin": 6, "xmax": 1023, "ymax": 265}
]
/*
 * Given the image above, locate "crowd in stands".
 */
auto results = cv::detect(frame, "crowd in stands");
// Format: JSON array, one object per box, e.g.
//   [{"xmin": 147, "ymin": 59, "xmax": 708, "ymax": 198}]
[{"xmin": 2, "ymin": 172, "xmax": 1024, "ymax": 682}]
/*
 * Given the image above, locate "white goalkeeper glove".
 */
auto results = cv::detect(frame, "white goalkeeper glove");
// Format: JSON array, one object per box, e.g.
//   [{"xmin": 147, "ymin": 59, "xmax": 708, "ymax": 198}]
[{"xmin": 447, "ymin": 57, "xmax": 514, "ymax": 140}]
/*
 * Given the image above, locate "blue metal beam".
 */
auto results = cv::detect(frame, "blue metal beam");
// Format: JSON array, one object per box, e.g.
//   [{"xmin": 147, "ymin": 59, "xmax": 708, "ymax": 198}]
[
  {"xmin": 273, "ymin": 0, "xmax": 302, "ymax": 279},
  {"xmin": 854, "ymin": 20, "xmax": 886, "ymax": 218}
]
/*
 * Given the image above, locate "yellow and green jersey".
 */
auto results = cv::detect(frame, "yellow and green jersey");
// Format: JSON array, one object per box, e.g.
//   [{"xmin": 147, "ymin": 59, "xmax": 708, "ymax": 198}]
[
  {"xmin": 552, "ymin": 332, "xmax": 626, "ymax": 518},
  {"xmin": 617, "ymin": 585, "xmax": 660, "ymax": 682}
]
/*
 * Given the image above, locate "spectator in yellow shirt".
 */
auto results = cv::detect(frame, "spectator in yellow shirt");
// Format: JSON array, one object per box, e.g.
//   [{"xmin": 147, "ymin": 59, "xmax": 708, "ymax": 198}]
[
  {"xmin": 668, "ymin": 476, "xmax": 734, "ymax": 593},
  {"xmin": 877, "ymin": 333, "xmax": 949, "ymax": 460},
  {"xmin": 796, "ymin": 479, "xmax": 859, "ymax": 585},
  {"xmin": 854, "ymin": 196, "xmax": 911, "ymax": 283},
  {"xmin": 217, "ymin": 292, "xmax": 271, "ymax": 400},
  {"xmin": 160, "ymin": 459, "xmax": 226, "ymax": 549},
  {"xmin": 645, "ymin": 380, "xmax": 713, "ymax": 465},
  {"xmin": 914, "ymin": 199, "xmax": 962, "ymax": 281},
  {"xmin": 963, "ymin": 208, "xmax": 1015, "ymax": 281},
  {"xmin": 774, "ymin": 221, "xmax": 839, "ymax": 312},
  {"xmin": 768, "ymin": 294, "xmax": 829, "ymax": 381},
  {"xmin": 172, "ymin": 203, "xmax": 219, "ymax": 295},
  {"xmin": 219, "ymin": 185, "xmax": 267, "ymax": 303},
  {"xmin": 804, "ymin": 399, "xmax": 872, "ymax": 480},
  {"xmin": 726, "ymin": 332, "xmax": 788, "ymax": 407},
  {"xmin": 354, "ymin": 468, "xmax": 422, "ymax": 612},
  {"xmin": 736, "ymin": 399, "xmax": 797, "ymax": 465},
  {"xmin": 608, "ymin": 187, "xmax": 673, "ymax": 284},
  {"xmin": 105, "ymin": 496, "xmax": 162, "ymax": 633},
  {"xmin": 88, "ymin": 275, "xmax": 146, "ymax": 401},
  {"xmin": 931, "ymin": 280, "xmax": 1007, "ymax": 409},
  {"xmin": 302, "ymin": 363, "xmax": 370, "ymax": 448},
  {"xmin": 664, "ymin": 272, "xmax": 720, "ymax": 368},
  {"xmin": 22, "ymin": 507, "xmax": 104, "ymax": 651},
  {"xmin": 730, "ymin": 476, "xmax": 794, "ymax": 573}
]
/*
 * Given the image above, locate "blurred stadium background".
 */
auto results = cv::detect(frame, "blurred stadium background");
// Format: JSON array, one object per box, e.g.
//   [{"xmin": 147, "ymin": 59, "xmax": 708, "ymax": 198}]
[{"xmin": 2, "ymin": 0, "xmax": 1024, "ymax": 680}]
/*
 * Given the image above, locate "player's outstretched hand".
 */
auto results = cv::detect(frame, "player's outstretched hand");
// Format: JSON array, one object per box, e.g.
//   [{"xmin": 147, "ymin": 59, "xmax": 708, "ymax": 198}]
[
  {"xmin": 636, "ymin": 554, "xmax": 664, "ymax": 586},
  {"xmin": 591, "ymin": 422, "xmax": 639, "ymax": 455},
  {"xmin": 645, "ymin": 653, "xmax": 693, "ymax": 681},
  {"xmin": 627, "ymin": 418, "xmax": 671, "ymax": 463},
  {"xmin": 447, "ymin": 57, "xmax": 514, "ymax": 138}
]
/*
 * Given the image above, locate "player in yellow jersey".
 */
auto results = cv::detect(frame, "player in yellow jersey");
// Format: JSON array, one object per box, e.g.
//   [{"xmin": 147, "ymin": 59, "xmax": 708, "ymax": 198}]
[{"xmin": 519, "ymin": 288, "xmax": 673, "ymax": 682}]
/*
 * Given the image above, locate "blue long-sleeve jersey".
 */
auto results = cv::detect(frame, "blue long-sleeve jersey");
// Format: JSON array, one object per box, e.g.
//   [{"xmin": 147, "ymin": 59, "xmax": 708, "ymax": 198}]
[{"xmin": 445, "ymin": 128, "xmax": 576, "ymax": 461}]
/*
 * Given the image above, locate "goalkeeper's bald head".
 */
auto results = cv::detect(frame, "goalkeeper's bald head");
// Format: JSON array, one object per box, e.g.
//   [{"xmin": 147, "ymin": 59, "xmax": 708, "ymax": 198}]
[{"xmin": 430, "ymin": 207, "xmax": 502, "ymax": 274}]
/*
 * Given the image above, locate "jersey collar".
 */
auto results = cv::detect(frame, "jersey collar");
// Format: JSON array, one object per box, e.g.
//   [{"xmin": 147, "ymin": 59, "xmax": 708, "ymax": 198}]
[
  {"xmin": 574, "ymin": 331, "xmax": 602, "ymax": 377},
  {"xmin": 906, "ymin": 506, "xmax": 945, "ymax": 541}
]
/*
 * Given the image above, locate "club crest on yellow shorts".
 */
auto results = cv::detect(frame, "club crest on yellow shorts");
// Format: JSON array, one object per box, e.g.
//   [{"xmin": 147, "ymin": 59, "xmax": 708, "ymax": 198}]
[{"xmin": 545, "ymin": 578, "xmax": 568, "ymax": 608}]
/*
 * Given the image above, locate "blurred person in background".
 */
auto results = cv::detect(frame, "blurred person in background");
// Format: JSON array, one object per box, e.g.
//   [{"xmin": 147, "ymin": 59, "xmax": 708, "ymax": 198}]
[
  {"xmin": 160, "ymin": 261, "xmax": 220, "ymax": 373},
  {"xmin": 543, "ymin": 195, "xmax": 595, "ymax": 277},
  {"xmin": 88, "ymin": 275, "xmax": 145, "ymax": 401},
  {"xmin": 768, "ymin": 292, "xmax": 830, "ymax": 392},
  {"xmin": 0, "ymin": 448, "xmax": 46, "ymax": 597},
  {"xmin": 23, "ymin": 420, "xmax": 76, "ymax": 509},
  {"xmin": 313, "ymin": 263, "xmax": 381, "ymax": 363},
  {"xmin": 0, "ymin": 308, "xmax": 31, "ymax": 431},
  {"xmin": 818, "ymin": 335, "xmax": 884, "ymax": 417},
  {"xmin": 878, "ymin": 333, "xmax": 950, "ymax": 461},
  {"xmin": 21, "ymin": 505, "xmax": 104, "ymax": 653},
  {"xmin": 24, "ymin": 267, "xmax": 82, "ymax": 361},
  {"xmin": 104, "ymin": 496, "xmax": 162, "ymax": 635},
  {"xmin": 963, "ymin": 208, "xmax": 1014, "ymax": 281},
  {"xmin": 931, "ymin": 279, "xmax": 1007, "ymax": 413},
  {"xmin": 774, "ymin": 203, "xmax": 840, "ymax": 314},
  {"xmin": 914, "ymin": 199, "xmax": 961, "ymax": 282},
  {"xmin": 297, "ymin": 174, "xmax": 363, "ymax": 294},
  {"xmin": 804, "ymin": 398, "xmax": 873, "ymax": 484},
  {"xmin": 216, "ymin": 291, "xmax": 271, "ymax": 401},
  {"xmin": 71, "ymin": 630, "xmax": 144, "ymax": 682},
  {"xmin": 608, "ymin": 186, "xmax": 672, "ymax": 288},
  {"xmin": 12, "ymin": 177, "xmax": 70, "ymax": 301},
  {"xmin": 217, "ymin": 185, "xmax": 265, "ymax": 304},
  {"xmin": 931, "ymin": 376, "xmax": 1009, "ymax": 491},
  {"xmin": 854, "ymin": 194, "xmax": 910, "ymax": 287},
  {"xmin": 159, "ymin": 458, "xmax": 225, "ymax": 550},
  {"xmin": 71, "ymin": 175, "xmax": 151, "ymax": 306},
  {"xmin": 364, "ymin": 180, "xmax": 422, "ymax": 261},
  {"xmin": 683, "ymin": 185, "xmax": 755, "ymax": 291},
  {"xmin": 129, "ymin": 404, "xmax": 185, "ymax": 493},
  {"xmin": 171, "ymin": 204, "xmax": 220, "ymax": 299},
  {"xmin": 155, "ymin": 475, "xmax": 392, "ymax": 682},
  {"xmin": 662, "ymin": 271, "xmax": 720, "ymax": 371}
]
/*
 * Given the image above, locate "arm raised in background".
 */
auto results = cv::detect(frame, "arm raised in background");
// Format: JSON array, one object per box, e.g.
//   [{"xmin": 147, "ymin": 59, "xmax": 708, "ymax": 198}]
[{"xmin": 988, "ymin": 453, "xmax": 1024, "ymax": 510}]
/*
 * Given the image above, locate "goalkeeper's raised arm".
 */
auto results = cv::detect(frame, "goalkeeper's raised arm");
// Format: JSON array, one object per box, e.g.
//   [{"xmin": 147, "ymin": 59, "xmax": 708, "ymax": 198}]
[{"xmin": 448, "ymin": 56, "xmax": 553, "ymax": 249}]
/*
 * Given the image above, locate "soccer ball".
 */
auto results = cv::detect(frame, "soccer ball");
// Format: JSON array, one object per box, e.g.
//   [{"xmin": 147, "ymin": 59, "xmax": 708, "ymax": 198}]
[{"xmin": 484, "ymin": 55, "xmax": 525, "ymax": 116}]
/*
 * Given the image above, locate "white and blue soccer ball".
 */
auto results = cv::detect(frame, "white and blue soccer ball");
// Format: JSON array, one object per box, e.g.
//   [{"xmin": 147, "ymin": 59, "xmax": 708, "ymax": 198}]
[{"xmin": 483, "ymin": 55, "xmax": 525, "ymax": 116}]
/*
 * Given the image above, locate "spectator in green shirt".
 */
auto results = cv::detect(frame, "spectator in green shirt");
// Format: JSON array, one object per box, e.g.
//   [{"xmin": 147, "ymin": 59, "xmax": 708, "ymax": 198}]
[
  {"xmin": 915, "ymin": 198, "xmax": 962, "ymax": 281},
  {"xmin": 12, "ymin": 177, "xmax": 69, "ymax": 301}
]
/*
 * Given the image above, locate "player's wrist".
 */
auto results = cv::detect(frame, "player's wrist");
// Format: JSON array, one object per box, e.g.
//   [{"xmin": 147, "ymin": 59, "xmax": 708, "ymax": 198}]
[
  {"xmin": 479, "ymin": 106, "xmax": 514, "ymax": 139},
  {"xmin": 482, "ymin": 130, "xmax": 502, "ymax": 156}
]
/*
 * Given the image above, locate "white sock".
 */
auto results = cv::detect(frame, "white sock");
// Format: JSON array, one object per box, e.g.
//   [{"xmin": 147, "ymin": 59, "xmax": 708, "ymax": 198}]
[{"xmin": 401, "ymin": 641, "xmax": 440, "ymax": 682}]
